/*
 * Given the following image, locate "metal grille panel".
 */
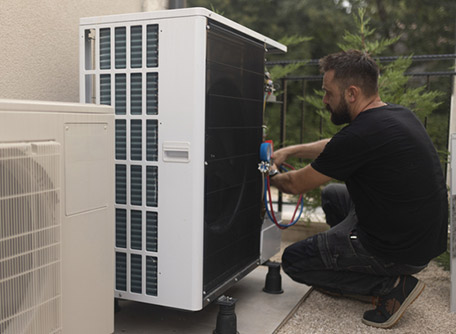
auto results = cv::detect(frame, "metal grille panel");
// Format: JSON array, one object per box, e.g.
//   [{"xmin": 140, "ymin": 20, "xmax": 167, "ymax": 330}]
[
  {"xmin": 146, "ymin": 211, "xmax": 158, "ymax": 252},
  {"xmin": 100, "ymin": 74, "xmax": 111, "ymax": 106},
  {"xmin": 115, "ymin": 120, "xmax": 127, "ymax": 160},
  {"xmin": 130, "ymin": 165, "xmax": 142, "ymax": 206},
  {"xmin": 115, "ymin": 27, "xmax": 126, "ymax": 69},
  {"xmin": 115, "ymin": 74, "xmax": 126, "ymax": 115},
  {"xmin": 146, "ymin": 73, "xmax": 158, "ymax": 115},
  {"xmin": 0, "ymin": 142, "xmax": 62, "ymax": 333},
  {"xmin": 130, "ymin": 120, "xmax": 142, "ymax": 160},
  {"xmin": 131, "ymin": 26, "xmax": 142, "ymax": 68},
  {"xmin": 146, "ymin": 256, "xmax": 158, "ymax": 296},
  {"xmin": 146, "ymin": 120, "xmax": 158, "ymax": 161},
  {"xmin": 115, "ymin": 164, "xmax": 127, "ymax": 204},
  {"xmin": 115, "ymin": 252, "xmax": 127, "ymax": 291},
  {"xmin": 115, "ymin": 208, "xmax": 127, "ymax": 248},
  {"xmin": 100, "ymin": 28, "xmax": 111, "ymax": 69},
  {"xmin": 131, "ymin": 73, "xmax": 142, "ymax": 115},
  {"xmin": 93, "ymin": 21, "xmax": 160, "ymax": 304},
  {"xmin": 146, "ymin": 166, "xmax": 158, "ymax": 207},
  {"xmin": 130, "ymin": 254, "xmax": 142, "ymax": 293},
  {"xmin": 147, "ymin": 25, "xmax": 158, "ymax": 67},
  {"xmin": 131, "ymin": 210, "xmax": 142, "ymax": 250}
]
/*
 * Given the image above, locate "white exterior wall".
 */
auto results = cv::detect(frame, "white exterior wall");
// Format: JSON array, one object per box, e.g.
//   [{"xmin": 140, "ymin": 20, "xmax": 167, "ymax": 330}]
[{"xmin": 0, "ymin": 0, "xmax": 167, "ymax": 103}]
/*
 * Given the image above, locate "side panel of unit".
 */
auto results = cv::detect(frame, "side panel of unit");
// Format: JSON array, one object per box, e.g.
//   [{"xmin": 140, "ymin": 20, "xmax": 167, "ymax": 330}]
[
  {"xmin": 80, "ymin": 15, "xmax": 207, "ymax": 310},
  {"xmin": 157, "ymin": 16, "xmax": 207, "ymax": 310},
  {"xmin": 203, "ymin": 21, "xmax": 265, "ymax": 299},
  {"xmin": 62, "ymin": 117, "xmax": 114, "ymax": 334}
]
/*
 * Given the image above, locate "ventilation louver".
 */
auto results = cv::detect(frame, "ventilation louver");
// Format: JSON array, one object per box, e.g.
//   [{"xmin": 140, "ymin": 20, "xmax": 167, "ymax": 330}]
[{"xmin": 0, "ymin": 142, "xmax": 61, "ymax": 334}]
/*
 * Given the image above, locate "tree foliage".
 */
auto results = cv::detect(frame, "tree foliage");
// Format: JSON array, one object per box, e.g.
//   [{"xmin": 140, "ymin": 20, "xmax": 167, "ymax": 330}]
[
  {"xmin": 268, "ymin": 35, "xmax": 313, "ymax": 82},
  {"xmin": 337, "ymin": 8, "xmax": 400, "ymax": 53},
  {"xmin": 187, "ymin": 0, "xmax": 455, "ymax": 60},
  {"xmin": 307, "ymin": 8, "xmax": 445, "ymax": 139},
  {"xmin": 358, "ymin": 0, "xmax": 456, "ymax": 57}
]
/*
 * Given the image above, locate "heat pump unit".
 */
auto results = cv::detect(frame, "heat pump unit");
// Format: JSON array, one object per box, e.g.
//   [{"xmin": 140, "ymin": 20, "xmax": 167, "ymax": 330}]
[
  {"xmin": 0, "ymin": 99, "xmax": 114, "ymax": 334},
  {"xmin": 79, "ymin": 7, "xmax": 286, "ymax": 311}
]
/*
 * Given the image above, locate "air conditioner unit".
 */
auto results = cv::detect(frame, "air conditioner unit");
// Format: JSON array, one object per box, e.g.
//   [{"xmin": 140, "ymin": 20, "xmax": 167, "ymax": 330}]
[
  {"xmin": 0, "ymin": 99, "xmax": 114, "ymax": 334},
  {"xmin": 79, "ymin": 7, "xmax": 286, "ymax": 311}
]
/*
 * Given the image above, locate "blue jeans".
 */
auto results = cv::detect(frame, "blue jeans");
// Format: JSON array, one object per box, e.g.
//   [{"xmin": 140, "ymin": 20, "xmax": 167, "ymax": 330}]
[{"xmin": 281, "ymin": 184, "xmax": 427, "ymax": 296}]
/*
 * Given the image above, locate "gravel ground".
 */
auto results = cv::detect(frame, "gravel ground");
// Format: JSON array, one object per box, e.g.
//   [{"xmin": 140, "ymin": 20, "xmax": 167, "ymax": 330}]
[{"xmin": 275, "ymin": 259, "xmax": 456, "ymax": 334}]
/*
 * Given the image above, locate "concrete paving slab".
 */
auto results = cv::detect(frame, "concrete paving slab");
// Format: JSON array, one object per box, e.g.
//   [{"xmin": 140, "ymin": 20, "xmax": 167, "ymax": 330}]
[{"xmin": 114, "ymin": 265, "xmax": 311, "ymax": 334}]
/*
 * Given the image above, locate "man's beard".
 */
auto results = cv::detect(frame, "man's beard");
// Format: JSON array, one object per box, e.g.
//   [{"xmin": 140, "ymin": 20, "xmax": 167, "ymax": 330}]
[{"xmin": 326, "ymin": 97, "xmax": 351, "ymax": 125}]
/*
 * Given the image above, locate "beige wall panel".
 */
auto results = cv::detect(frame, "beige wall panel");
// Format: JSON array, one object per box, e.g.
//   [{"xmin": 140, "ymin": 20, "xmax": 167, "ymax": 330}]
[{"xmin": 0, "ymin": 0, "xmax": 167, "ymax": 102}]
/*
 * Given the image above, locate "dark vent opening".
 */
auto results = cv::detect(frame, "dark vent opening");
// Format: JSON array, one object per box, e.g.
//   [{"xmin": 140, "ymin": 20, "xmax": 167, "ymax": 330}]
[
  {"xmin": 115, "ymin": 209, "xmax": 127, "ymax": 248},
  {"xmin": 146, "ymin": 256, "xmax": 158, "ymax": 296},
  {"xmin": 115, "ymin": 74, "xmax": 126, "ymax": 115},
  {"xmin": 115, "ymin": 27, "xmax": 126, "ymax": 69},
  {"xmin": 100, "ymin": 28, "xmax": 111, "ymax": 69},
  {"xmin": 131, "ymin": 210, "xmax": 142, "ymax": 250},
  {"xmin": 115, "ymin": 120, "xmax": 126, "ymax": 160},
  {"xmin": 146, "ymin": 73, "xmax": 158, "ymax": 115},
  {"xmin": 146, "ymin": 25, "xmax": 159, "ymax": 68},
  {"xmin": 130, "ymin": 254, "xmax": 142, "ymax": 293},
  {"xmin": 146, "ymin": 166, "xmax": 158, "ymax": 207},
  {"xmin": 146, "ymin": 120, "xmax": 158, "ymax": 161},
  {"xmin": 100, "ymin": 74, "xmax": 111, "ymax": 105},
  {"xmin": 130, "ymin": 120, "xmax": 142, "ymax": 161},
  {"xmin": 131, "ymin": 73, "xmax": 142, "ymax": 115},
  {"xmin": 130, "ymin": 165, "xmax": 142, "ymax": 206},
  {"xmin": 131, "ymin": 26, "xmax": 143, "ymax": 68},
  {"xmin": 146, "ymin": 211, "xmax": 158, "ymax": 252},
  {"xmin": 115, "ymin": 252, "xmax": 127, "ymax": 291},
  {"xmin": 115, "ymin": 164, "xmax": 127, "ymax": 204}
]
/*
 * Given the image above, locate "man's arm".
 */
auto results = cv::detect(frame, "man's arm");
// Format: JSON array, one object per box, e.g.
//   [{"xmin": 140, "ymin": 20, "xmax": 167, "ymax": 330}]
[
  {"xmin": 271, "ymin": 138, "xmax": 330, "ymax": 166},
  {"xmin": 270, "ymin": 164, "xmax": 332, "ymax": 195}
]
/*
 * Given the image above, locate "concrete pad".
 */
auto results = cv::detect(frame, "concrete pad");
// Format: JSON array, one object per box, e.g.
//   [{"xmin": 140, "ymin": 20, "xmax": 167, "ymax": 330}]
[{"xmin": 114, "ymin": 265, "xmax": 311, "ymax": 334}]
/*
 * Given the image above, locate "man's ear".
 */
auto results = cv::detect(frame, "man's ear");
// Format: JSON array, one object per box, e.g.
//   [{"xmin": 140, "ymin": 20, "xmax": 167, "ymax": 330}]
[{"xmin": 345, "ymin": 86, "xmax": 359, "ymax": 103}]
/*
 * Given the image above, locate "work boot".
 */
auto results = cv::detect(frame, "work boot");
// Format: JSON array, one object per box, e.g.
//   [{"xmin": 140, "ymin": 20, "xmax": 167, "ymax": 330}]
[{"xmin": 362, "ymin": 275, "xmax": 425, "ymax": 329}]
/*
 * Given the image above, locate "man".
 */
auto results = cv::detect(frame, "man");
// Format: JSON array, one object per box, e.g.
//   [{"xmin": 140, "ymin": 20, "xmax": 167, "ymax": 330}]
[{"xmin": 270, "ymin": 50, "xmax": 448, "ymax": 328}]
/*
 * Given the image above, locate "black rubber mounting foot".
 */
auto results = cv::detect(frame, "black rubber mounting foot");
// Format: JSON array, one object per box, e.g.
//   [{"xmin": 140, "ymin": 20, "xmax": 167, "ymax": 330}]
[
  {"xmin": 263, "ymin": 261, "xmax": 284, "ymax": 294},
  {"xmin": 213, "ymin": 295, "xmax": 240, "ymax": 334}
]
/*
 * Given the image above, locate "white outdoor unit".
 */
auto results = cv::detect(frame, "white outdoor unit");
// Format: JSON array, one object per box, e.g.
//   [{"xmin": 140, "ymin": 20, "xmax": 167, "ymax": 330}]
[
  {"xmin": 0, "ymin": 99, "xmax": 114, "ymax": 334},
  {"xmin": 79, "ymin": 7, "xmax": 286, "ymax": 311}
]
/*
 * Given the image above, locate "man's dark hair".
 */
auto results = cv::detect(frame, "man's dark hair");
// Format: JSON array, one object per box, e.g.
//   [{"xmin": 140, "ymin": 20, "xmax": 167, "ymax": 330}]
[{"xmin": 319, "ymin": 50, "xmax": 379, "ymax": 97}]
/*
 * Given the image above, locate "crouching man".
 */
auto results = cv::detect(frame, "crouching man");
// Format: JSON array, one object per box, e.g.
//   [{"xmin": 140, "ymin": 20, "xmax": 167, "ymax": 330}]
[{"xmin": 270, "ymin": 50, "xmax": 448, "ymax": 328}]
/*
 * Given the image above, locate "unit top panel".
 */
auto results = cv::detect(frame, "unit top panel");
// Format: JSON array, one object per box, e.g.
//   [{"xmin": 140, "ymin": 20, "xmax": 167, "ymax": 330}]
[
  {"xmin": 0, "ymin": 99, "xmax": 114, "ymax": 114},
  {"xmin": 79, "ymin": 7, "xmax": 287, "ymax": 54}
]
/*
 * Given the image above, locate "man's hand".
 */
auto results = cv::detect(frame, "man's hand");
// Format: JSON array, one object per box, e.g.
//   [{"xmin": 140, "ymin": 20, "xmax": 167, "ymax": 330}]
[
  {"xmin": 270, "ymin": 139, "xmax": 330, "ymax": 167},
  {"xmin": 271, "ymin": 148, "xmax": 289, "ymax": 167}
]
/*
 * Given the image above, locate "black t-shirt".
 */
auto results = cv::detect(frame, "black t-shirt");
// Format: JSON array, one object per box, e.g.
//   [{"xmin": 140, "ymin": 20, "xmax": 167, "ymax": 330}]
[{"xmin": 311, "ymin": 104, "xmax": 448, "ymax": 265}]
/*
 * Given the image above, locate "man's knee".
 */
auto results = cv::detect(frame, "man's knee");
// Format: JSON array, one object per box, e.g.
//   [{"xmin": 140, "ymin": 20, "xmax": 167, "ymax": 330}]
[
  {"xmin": 321, "ymin": 183, "xmax": 346, "ymax": 203},
  {"xmin": 321, "ymin": 183, "xmax": 352, "ymax": 227},
  {"xmin": 282, "ymin": 236, "xmax": 319, "ymax": 274}
]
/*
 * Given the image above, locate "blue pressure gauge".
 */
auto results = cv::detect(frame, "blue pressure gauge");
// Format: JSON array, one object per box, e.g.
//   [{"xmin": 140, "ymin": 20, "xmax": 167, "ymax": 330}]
[{"xmin": 260, "ymin": 142, "xmax": 272, "ymax": 162}]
